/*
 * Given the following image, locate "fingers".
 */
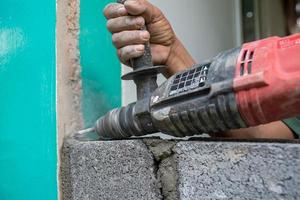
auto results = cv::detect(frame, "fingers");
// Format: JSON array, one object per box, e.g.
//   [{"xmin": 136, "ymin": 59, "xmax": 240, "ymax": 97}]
[
  {"xmin": 103, "ymin": 0, "xmax": 162, "ymax": 66},
  {"xmin": 103, "ymin": 3, "xmax": 127, "ymax": 19},
  {"xmin": 112, "ymin": 30, "xmax": 150, "ymax": 48},
  {"xmin": 117, "ymin": 45, "xmax": 145, "ymax": 64},
  {"xmin": 107, "ymin": 16, "xmax": 145, "ymax": 33}
]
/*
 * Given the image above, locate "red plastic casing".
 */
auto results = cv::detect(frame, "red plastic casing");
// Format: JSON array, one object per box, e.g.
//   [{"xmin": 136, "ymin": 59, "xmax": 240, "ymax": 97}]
[{"xmin": 234, "ymin": 34, "xmax": 300, "ymax": 127}]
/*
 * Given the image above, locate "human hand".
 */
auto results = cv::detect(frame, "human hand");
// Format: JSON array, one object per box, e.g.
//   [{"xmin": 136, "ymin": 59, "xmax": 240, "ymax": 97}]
[
  {"xmin": 103, "ymin": 0, "xmax": 195, "ymax": 76},
  {"xmin": 212, "ymin": 121, "xmax": 296, "ymax": 140}
]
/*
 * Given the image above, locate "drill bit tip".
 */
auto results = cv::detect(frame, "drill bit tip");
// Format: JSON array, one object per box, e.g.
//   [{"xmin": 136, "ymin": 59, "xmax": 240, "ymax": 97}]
[
  {"xmin": 77, "ymin": 127, "xmax": 95, "ymax": 135},
  {"xmin": 73, "ymin": 127, "xmax": 99, "ymax": 141}
]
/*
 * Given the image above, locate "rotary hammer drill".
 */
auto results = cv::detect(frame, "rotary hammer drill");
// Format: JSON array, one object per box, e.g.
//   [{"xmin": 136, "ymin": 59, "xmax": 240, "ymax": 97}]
[{"xmin": 78, "ymin": 1, "xmax": 300, "ymax": 140}]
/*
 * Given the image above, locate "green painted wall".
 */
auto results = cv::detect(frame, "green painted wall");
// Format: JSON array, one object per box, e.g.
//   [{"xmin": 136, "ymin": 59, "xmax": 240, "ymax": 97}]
[
  {"xmin": 80, "ymin": 0, "xmax": 121, "ymax": 127},
  {"xmin": 0, "ymin": 0, "xmax": 57, "ymax": 199}
]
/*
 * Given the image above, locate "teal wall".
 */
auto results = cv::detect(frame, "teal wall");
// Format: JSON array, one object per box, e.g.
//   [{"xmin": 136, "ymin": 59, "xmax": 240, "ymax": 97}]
[
  {"xmin": 0, "ymin": 0, "xmax": 57, "ymax": 199},
  {"xmin": 80, "ymin": 0, "xmax": 121, "ymax": 127}
]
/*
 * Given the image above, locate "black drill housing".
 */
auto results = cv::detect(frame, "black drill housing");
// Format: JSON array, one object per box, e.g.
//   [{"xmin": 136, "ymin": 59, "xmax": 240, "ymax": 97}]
[{"xmin": 95, "ymin": 47, "xmax": 247, "ymax": 139}]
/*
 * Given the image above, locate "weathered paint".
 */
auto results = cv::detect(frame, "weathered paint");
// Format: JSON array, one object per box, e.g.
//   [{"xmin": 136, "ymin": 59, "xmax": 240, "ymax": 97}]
[
  {"xmin": 80, "ymin": 0, "xmax": 121, "ymax": 127},
  {"xmin": 0, "ymin": 0, "xmax": 57, "ymax": 199}
]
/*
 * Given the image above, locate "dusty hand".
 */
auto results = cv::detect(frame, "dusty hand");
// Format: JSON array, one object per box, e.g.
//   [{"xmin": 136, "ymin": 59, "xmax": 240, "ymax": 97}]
[
  {"xmin": 213, "ymin": 121, "xmax": 295, "ymax": 139},
  {"xmin": 103, "ymin": 0, "xmax": 195, "ymax": 76}
]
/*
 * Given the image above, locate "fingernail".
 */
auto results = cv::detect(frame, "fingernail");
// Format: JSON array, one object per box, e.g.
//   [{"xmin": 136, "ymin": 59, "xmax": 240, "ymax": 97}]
[
  {"xmin": 135, "ymin": 17, "xmax": 145, "ymax": 26},
  {"xmin": 117, "ymin": 7, "xmax": 127, "ymax": 15},
  {"xmin": 141, "ymin": 31, "xmax": 149, "ymax": 40},
  {"xmin": 135, "ymin": 45, "xmax": 144, "ymax": 51}
]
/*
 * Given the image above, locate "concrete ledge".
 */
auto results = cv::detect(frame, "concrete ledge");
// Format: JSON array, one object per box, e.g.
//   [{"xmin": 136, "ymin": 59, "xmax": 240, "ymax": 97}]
[
  {"xmin": 156, "ymin": 141, "xmax": 300, "ymax": 200},
  {"xmin": 61, "ymin": 139, "xmax": 162, "ymax": 200},
  {"xmin": 61, "ymin": 139, "xmax": 300, "ymax": 200}
]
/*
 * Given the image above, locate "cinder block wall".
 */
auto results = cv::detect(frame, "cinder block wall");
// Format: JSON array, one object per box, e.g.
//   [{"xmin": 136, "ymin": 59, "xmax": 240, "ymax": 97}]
[{"xmin": 61, "ymin": 138, "xmax": 300, "ymax": 200}]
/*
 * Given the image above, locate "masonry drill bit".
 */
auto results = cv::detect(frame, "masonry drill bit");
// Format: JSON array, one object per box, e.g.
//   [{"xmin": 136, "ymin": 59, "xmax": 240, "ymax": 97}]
[
  {"xmin": 73, "ymin": 127, "xmax": 99, "ymax": 141},
  {"xmin": 77, "ymin": 127, "xmax": 95, "ymax": 135}
]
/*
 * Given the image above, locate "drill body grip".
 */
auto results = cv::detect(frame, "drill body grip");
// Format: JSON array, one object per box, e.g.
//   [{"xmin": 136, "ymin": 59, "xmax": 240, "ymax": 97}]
[{"xmin": 149, "ymin": 47, "xmax": 246, "ymax": 136}]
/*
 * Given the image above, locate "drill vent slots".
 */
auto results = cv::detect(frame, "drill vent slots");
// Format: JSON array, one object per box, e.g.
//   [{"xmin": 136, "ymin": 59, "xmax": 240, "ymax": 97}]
[
  {"xmin": 240, "ymin": 50, "xmax": 254, "ymax": 76},
  {"xmin": 169, "ymin": 64, "xmax": 210, "ymax": 96}
]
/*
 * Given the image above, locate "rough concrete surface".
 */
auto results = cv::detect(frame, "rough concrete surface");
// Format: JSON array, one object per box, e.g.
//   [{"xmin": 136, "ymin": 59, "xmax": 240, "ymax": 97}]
[
  {"xmin": 158, "ymin": 141, "xmax": 300, "ymax": 200},
  {"xmin": 62, "ymin": 138, "xmax": 300, "ymax": 200},
  {"xmin": 61, "ymin": 139, "xmax": 162, "ymax": 200}
]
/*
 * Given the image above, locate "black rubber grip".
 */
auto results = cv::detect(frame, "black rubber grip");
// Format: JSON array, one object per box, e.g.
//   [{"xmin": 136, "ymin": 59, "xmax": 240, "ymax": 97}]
[
  {"xmin": 116, "ymin": 0, "xmax": 153, "ymax": 70},
  {"xmin": 116, "ymin": 0, "xmax": 158, "ymax": 100}
]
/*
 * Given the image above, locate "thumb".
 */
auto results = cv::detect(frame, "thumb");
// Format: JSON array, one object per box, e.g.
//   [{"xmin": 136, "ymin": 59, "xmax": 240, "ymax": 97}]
[{"xmin": 124, "ymin": 0, "xmax": 163, "ymax": 24}]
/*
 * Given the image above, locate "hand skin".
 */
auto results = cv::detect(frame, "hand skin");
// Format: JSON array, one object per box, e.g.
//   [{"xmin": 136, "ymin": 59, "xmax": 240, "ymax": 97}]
[
  {"xmin": 215, "ymin": 121, "xmax": 296, "ymax": 139},
  {"xmin": 103, "ymin": 0, "xmax": 195, "ymax": 77},
  {"xmin": 103, "ymin": 0, "xmax": 296, "ymax": 139}
]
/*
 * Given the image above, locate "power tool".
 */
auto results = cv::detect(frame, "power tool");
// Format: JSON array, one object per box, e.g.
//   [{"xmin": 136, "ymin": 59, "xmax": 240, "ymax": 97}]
[
  {"xmin": 78, "ymin": 33, "xmax": 300, "ymax": 140},
  {"xmin": 77, "ymin": 2, "xmax": 300, "ymax": 140}
]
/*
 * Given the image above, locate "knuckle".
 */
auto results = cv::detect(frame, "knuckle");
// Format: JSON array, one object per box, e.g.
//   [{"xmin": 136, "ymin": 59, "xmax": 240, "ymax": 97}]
[
  {"xmin": 106, "ymin": 20, "xmax": 113, "ymax": 31},
  {"xmin": 103, "ymin": 3, "xmax": 125, "ymax": 19},
  {"xmin": 126, "ymin": 31, "xmax": 140, "ymax": 42},
  {"xmin": 133, "ymin": 0, "xmax": 143, "ymax": 6},
  {"xmin": 106, "ymin": 18, "xmax": 120, "ymax": 33},
  {"xmin": 119, "ymin": 45, "xmax": 143, "ymax": 63},
  {"xmin": 124, "ymin": 46, "xmax": 135, "ymax": 58},
  {"xmin": 124, "ymin": 16, "xmax": 132, "ymax": 26},
  {"xmin": 112, "ymin": 33, "xmax": 119, "ymax": 44},
  {"xmin": 121, "ymin": 47, "xmax": 130, "ymax": 61},
  {"xmin": 124, "ymin": 16, "xmax": 144, "ymax": 28},
  {"xmin": 117, "ymin": 49, "xmax": 123, "ymax": 60},
  {"xmin": 123, "ymin": 46, "xmax": 132, "ymax": 56},
  {"xmin": 103, "ymin": 3, "xmax": 114, "ymax": 18}
]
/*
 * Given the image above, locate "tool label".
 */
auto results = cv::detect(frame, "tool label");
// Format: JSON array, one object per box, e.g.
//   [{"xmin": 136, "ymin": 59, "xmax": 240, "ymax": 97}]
[
  {"xmin": 169, "ymin": 63, "xmax": 210, "ymax": 96},
  {"xmin": 278, "ymin": 35, "xmax": 300, "ymax": 49}
]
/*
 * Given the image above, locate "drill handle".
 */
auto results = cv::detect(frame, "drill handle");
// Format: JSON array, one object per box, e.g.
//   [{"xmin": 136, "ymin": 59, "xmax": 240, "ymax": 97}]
[
  {"xmin": 116, "ymin": 0, "xmax": 164, "ymax": 100},
  {"xmin": 116, "ymin": 0, "xmax": 153, "ymax": 71}
]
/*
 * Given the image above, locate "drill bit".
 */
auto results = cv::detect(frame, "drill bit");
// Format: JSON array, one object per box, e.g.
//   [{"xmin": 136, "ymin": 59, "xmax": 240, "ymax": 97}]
[
  {"xmin": 77, "ymin": 127, "xmax": 95, "ymax": 135},
  {"xmin": 73, "ymin": 127, "xmax": 99, "ymax": 141}
]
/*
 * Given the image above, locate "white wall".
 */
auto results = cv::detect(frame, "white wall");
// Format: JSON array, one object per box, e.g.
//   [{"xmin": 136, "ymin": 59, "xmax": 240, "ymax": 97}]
[{"xmin": 122, "ymin": 0, "xmax": 241, "ymax": 105}]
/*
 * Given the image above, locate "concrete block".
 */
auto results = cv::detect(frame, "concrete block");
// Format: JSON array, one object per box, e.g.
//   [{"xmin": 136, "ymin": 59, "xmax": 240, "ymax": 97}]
[
  {"xmin": 61, "ymin": 139, "xmax": 162, "ymax": 200},
  {"xmin": 158, "ymin": 141, "xmax": 300, "ymax": 200}
]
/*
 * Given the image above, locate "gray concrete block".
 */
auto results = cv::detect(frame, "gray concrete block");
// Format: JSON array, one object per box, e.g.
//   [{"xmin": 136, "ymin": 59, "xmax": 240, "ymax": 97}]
[
  {"xmin": 158, "ymin": 141, "xmax": 300, "ymax": 200},
  {"xmin": 61, "ymin": 139, "xmax": 162, "ymax": 200}
]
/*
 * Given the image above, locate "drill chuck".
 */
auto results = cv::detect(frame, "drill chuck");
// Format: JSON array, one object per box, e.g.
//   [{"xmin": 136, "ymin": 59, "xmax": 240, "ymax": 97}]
[
  {"xmin": 95, "ymin": 108, "xmax": 127, "ymax": 139},
  {"xmin": 95, "ymin": 103, "xmax": 157, "ymax": 139}
]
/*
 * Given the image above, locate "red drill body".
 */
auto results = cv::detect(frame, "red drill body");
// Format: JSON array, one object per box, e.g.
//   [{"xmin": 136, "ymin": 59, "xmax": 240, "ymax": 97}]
[{"xmin": 234, "ymin": 34, "xmax": 300, "ymax": 126}]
